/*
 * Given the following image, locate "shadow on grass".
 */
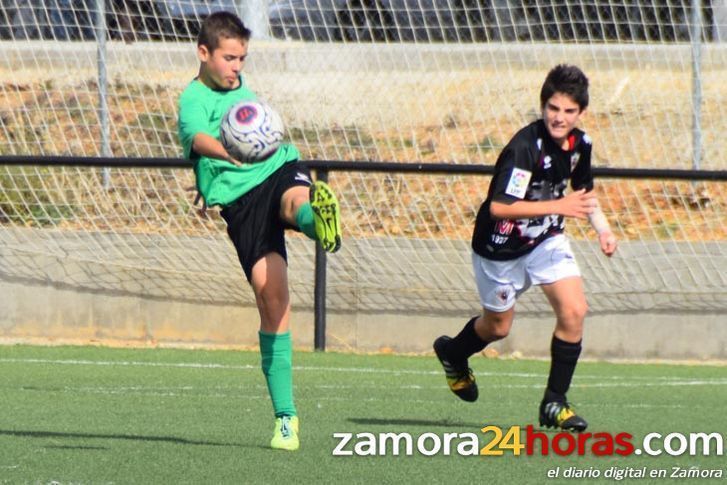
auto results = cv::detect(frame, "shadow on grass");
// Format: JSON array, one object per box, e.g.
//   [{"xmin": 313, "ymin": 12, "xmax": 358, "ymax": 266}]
[
  {"xmin": 347, "ymin": 418, "xmax": 564, "ymax": 434},
  {"xmin": 44, "ymin": 444, "xmax": 108, "ymax": 450},
  {"xmin": 347, "ymin": 418, "xmax": 496, "ymax": 429},
  {"xmin": 0, "ymin": 429, "xmax": 242, "ymax": 447}
]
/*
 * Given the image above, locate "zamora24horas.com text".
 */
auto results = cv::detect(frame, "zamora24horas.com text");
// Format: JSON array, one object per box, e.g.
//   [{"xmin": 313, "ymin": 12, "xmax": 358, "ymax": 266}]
[{"xmin": 331, "ymin": 425, "xmax": 726, "ymax": 460}]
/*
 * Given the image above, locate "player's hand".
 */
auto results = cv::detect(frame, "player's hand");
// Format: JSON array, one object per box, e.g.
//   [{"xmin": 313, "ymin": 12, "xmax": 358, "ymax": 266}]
[
  {"xmin": 226, "ymin": 155, "xmax": 242, "ymax": 167},
  {"xmin": 599, "ymin": 230, "xmax": 618, "ymax": 257},
  {"xmin": 198, "ymin": 201, "xmax": 209, "ymax": 218},
  {"xmin": 192, "ymin": 191, "xmax": 209, "ymax": 218},
  {"xmin": 557, "ymin": 189, "xmax": 598, "ymax": 219}
]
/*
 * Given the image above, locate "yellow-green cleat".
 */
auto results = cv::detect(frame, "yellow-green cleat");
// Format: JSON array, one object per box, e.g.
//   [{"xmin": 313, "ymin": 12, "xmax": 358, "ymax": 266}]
[
  {"xmin": 539, "ymin": 400, "xmax": 588, "ymax": 432},
  {"xmin": 433, "ymin": 336, "xmax": 478, "ymax": 402},
  {"xmin": 310, "ymin": 180, "xmax": 342, "ymax": 253},
  {"xmin": 271, "ymin": 415, "xmax": 299, "ymax": 451}
]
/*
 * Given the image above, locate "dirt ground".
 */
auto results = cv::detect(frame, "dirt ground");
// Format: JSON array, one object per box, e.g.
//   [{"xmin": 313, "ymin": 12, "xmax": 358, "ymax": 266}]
[{"xmin": 1, "ymin": 60, "xmax": 725, "ymax": 241}]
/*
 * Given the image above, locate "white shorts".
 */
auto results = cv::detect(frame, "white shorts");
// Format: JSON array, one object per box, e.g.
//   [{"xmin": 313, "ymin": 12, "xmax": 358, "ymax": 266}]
[{"xmin": 472, "ymin": 234, "xmax": 582, "ymax": 312}]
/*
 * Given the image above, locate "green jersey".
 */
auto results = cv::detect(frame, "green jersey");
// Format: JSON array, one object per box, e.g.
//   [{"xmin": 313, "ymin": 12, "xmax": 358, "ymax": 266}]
[{"xmin": 177, "ymin": 77, "xmax": 300, "ymax": 207}]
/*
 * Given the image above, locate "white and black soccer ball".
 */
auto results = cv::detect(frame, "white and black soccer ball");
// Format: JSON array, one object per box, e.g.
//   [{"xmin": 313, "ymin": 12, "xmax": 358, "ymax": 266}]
[{"xmin": 219, "ymin": 100, "xmax": 285, "ymax": 163}]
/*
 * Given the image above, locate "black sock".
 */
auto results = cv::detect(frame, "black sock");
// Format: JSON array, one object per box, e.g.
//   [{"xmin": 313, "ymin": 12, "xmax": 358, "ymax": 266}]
[
  {"xmin": 446, "ymin": 317, "xmax": 488, "ymax": 363},
  {"xmin": 545, "ymin": 335, "xmax": 582, "ymax": 402}
]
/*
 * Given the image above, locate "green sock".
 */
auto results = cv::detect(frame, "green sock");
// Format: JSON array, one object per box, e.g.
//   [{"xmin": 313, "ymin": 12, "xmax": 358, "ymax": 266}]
[
  {"xmin": 259, "ymin": 330, "xmax": 297, "ymax": 418},
  {"xmin": 295, "ymin": 202, "xmax": 317, "ymax": 240}
]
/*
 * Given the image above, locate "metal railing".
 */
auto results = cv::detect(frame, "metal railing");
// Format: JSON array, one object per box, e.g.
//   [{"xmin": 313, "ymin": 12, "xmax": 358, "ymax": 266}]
[{"xmin": 2, "ymin": 155, "xmax": 726, "ymax": 350}]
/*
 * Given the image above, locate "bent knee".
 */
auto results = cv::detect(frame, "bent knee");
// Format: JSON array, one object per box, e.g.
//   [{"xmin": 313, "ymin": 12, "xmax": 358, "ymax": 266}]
[
  {"xmin": 559, "ymin": 302, "xmax": 589, "ymax": 324},
  {"xmin": 489, "ymin": 325, "xmax": 510, "ymax": 340},
  {"xmin": 480, "ymin": 313, "xmax": 513, "ymax": 341},
  {"xmin": 255, "ymin": 287, "xmax": 289, "ymax": 314}
]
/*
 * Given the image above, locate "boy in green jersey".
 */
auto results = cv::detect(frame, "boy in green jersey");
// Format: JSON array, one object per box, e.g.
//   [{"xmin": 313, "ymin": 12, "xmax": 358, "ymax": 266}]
[{"xmin": 178, "ymin": 11, "xmax": 342, "ymax": 451}]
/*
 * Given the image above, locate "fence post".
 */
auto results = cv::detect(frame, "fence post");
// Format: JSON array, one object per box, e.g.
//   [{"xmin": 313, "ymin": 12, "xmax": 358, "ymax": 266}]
[
  {"xmin": 691, "ymin": 0, "xmax": 703, "ymax": 172},
  {"xmin": 313, "ymin": 169, "xmax": 328, "ymax": 351},
  {"xmin": 239, "ymin": 0, "xmax": 270, "ymax": 40},
  {"xmin": 96, "ymin": 0, "xmax": 111, "ymax": 189}
]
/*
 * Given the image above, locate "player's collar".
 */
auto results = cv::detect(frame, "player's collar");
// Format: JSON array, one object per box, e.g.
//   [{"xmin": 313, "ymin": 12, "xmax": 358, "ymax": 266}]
[{"xmin": 195, "ymin": 75, "xmax": 244, "ymax": 93}]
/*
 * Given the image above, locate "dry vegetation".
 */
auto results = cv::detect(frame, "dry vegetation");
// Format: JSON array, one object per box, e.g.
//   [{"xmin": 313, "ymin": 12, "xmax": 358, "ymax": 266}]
[{"xmin": 0, "ymin": 75, "xmax": 724, "ymax": 242}]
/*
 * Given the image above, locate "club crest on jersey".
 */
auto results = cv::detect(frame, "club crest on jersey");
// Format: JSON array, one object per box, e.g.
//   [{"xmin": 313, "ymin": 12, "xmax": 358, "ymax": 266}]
[
  {"xmin": 542, "ymin": 155, "xmax": 552, "ymax": 170},
  {"xmin": 570, "ymin": 152, "xmax": 581, "ymax": 170},
  {"xmin": 505, "ymin": 168, "xmax": 531, "ymax": 199}
]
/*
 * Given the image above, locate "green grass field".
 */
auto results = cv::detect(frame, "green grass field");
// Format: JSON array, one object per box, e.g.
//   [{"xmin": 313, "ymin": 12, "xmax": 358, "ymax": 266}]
[{"xmin": 1, "ymin": 345, "xmax": 726, "ymax": 484}]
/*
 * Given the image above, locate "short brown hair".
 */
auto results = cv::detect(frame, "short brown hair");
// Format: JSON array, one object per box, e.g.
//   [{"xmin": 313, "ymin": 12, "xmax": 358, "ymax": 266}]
[
  {"xmin": 540, "ymin": 64, "xmax": 589, "ymax": 111},
  {"xmin": 198, "ymin": 11, "xmax": 251, "ymax": 51}
]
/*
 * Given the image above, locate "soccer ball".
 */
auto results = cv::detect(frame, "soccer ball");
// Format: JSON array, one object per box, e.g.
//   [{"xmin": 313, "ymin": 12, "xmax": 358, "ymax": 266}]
[{"xmin": 219, "ymin": 100, "xmax": 285, "ymax": 163}]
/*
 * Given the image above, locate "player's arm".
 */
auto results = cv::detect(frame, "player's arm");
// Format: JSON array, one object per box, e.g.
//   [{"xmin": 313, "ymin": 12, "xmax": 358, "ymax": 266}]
[
  {"xmin": 570, "ymin": 134, "xmax": 617, "ymax": 257},
  {"xmin": 488, "ymin": 140, "xmax": 596, "ymax": 221},
  {"xmin": 191, "ymin": 133, "xmax": 241, "ymax": 166},
  {"xmin": 178, "ymin": 95, "xmax": 240, "ymax": 166},
  {"xmin": 587, "ymin": 202, "xmax": 618, "ymax": 257},
  {"xmin": 490, "ymin": 190, "xmax": 597, "ymax": 220}
]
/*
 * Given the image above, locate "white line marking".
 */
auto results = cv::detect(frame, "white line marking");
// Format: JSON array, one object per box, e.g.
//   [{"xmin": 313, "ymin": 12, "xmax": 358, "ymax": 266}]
[
  {"xmin": 0, "ymin": 358, "xmax": 724, "ymax": 384},
  {"xmin": 11, "ymin": 385, "xmax": 690, "ymax": 410}
]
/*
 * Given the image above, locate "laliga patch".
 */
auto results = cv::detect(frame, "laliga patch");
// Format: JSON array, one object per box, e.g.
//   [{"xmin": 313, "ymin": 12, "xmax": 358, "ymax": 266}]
[{"xmin": 505, "ymin": 168, "xmax": 532, "ymax": 199}]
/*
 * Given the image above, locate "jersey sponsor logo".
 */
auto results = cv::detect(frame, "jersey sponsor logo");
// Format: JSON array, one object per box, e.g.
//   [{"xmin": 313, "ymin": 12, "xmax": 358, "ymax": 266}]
[
  {"xmin": 495, "ymin": 219, "xmax": 515, "ymax": 235},
  {"xmin": 491, "ymin": 234, "xmax": 509, "ymax": 245},
  {"xmin": 505, "ymin": 168, "xmax": 532, "ymax": 199}
]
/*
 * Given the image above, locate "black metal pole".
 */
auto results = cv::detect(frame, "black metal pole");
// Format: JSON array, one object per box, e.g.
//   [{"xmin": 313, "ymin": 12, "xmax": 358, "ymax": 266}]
[
  {"xmin": 313, "ymin": 169, "xmax": 329, "ymax": 352},
  {"xmin": 2, "ymin": 156, "xmax": 727, "ymax": 182}
]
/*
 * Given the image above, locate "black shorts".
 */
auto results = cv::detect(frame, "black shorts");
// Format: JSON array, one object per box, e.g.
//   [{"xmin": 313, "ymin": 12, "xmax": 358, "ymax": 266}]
[{"xmin": 220, "ymin": 162, "xmax": 312, "ymax": 283}]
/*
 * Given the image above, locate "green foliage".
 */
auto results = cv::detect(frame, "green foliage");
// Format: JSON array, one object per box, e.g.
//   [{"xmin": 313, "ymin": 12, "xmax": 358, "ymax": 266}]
[
  {"xmin": 0, "ymin": 167, "xmax": 76, "ymax": 226},
  {"xmin": 469, "ymin": 134, "xmax": 500, "ymax": 153}
]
